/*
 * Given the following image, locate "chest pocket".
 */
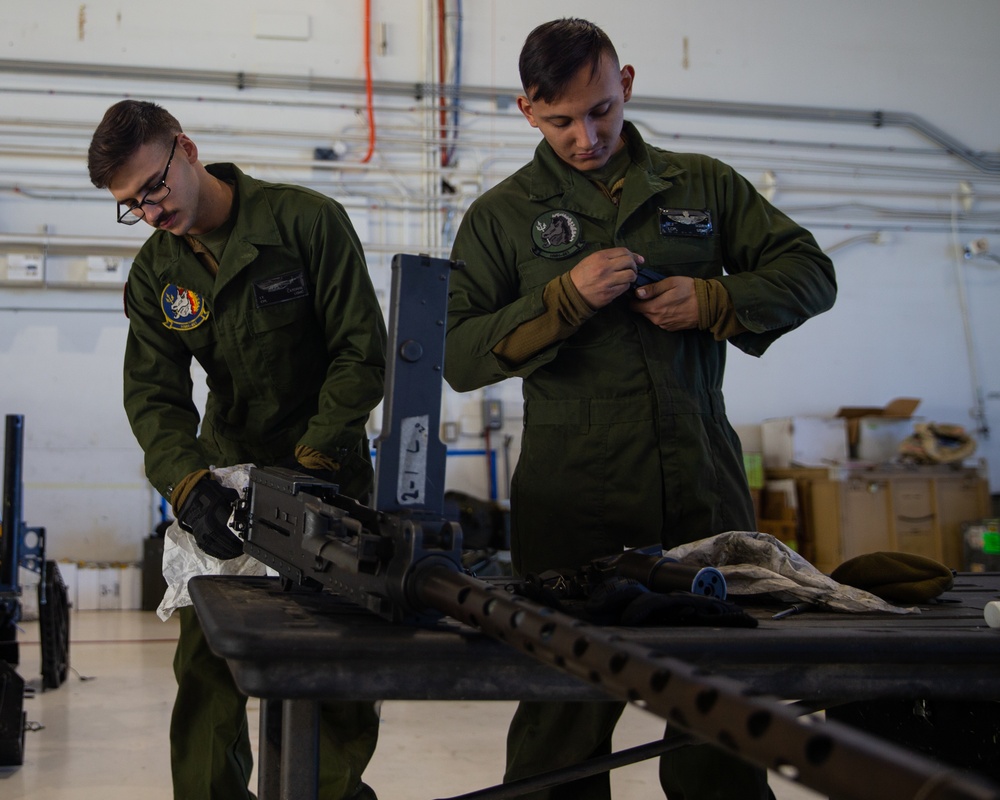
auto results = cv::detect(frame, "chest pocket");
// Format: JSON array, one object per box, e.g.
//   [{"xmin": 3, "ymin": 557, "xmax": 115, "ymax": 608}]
[
  {"xmin": 517, "ymin": 253, "xmax": 575, "ymax": 292},
  {"xmin": 247, "ymin": 296, "xmax": 324, "ymax": 390},
  {"xmin": 248, "ymin": 295, "xmax": 318, "ymax": 351},
  {"xmin": 635, "ymin": 234, "xmax": 723, "ymax": 280},
  {"xmin": 176, "ymin": 316, "xmax": 221, "ymax": 378}
]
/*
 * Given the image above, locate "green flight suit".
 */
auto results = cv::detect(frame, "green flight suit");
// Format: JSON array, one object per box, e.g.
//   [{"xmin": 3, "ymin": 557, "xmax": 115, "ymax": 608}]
[
  {"xmin": 445, "ymin": 123, "xmax": 835, "ymax": 799},
  {"xmin": 123, "ymin": 163, "xmax": 387, "ymax": 800}
]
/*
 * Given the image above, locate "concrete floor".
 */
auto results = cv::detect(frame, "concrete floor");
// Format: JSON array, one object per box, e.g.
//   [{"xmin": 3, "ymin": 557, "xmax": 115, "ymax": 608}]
[{"xmin": 2, "ymin": 610, "xmax": 823, "ymax": 799}]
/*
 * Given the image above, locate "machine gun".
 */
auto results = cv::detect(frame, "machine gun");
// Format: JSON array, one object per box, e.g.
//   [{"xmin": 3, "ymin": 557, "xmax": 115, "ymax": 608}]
[{"xmin": 233, "ymin": 254, "xmax": 998, "ymax": 800}]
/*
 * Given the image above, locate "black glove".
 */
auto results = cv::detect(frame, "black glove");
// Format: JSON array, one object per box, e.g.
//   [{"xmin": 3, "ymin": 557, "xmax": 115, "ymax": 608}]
[
  {"xmin": 177, "ymin": 478, "xmax": 244, "ymax": 560},
  {"xmin": 584, "ymin": 577, "xmax": 649, "ymax": 625},
  {"xmin": 620, "ymin": 590, "xmax": 758, "ymax": 628}
]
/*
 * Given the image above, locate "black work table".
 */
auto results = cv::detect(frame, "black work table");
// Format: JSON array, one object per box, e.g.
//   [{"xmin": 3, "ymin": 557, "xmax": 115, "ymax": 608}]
[
  {"xmin": 191, "ymin": 572, "xmax": 1000, "ymax": 702},
  {"xmin": 189, "ymin": 572, "xmax": 1000, "ymax": 798}
]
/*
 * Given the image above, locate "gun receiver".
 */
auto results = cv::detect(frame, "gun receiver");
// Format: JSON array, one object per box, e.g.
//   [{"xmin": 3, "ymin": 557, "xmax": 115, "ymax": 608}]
[
  {"xmin": 233, "ymin": 254, "xmax": 998, "ymax": 800},
  {"xmin": 240, "ymin": 466, "xmax": 461, "ymax": 624}
]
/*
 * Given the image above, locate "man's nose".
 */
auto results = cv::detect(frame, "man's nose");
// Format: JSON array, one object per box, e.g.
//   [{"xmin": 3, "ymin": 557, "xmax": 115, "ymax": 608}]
[
  {"xmin": 143, "ymin": 202, "xmax": 166, "ymax": 226},
  {"xmin": 572, "ymin": 120, "xmax": 598, "ymax": 148}
]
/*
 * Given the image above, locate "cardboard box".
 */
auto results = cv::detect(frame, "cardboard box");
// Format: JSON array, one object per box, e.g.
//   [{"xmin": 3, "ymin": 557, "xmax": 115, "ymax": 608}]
[
  {"xmin": 836, "ymin": 398, "xmax": 920, "ymax": 461},
  {"xmin": 759, "ymin": 479, "xmax": 799, "ymax": 550},
  {"xmin": 119, "ymin": 564, "xmax": 143, "ymax": 611},
  {"xmin": 98, "ymin": 566, "xmax": 120, "ymax": 610},
  {"xmin": 855, "ymin": 417, "xmax": 917, "ymax": 462},
  {"xmin": 760, "ymin": 416, "xmax": 849, "ymax": 469},
  {"xmin": 76, "ymin": 565, "xmax": 100, "ymax": 610}
]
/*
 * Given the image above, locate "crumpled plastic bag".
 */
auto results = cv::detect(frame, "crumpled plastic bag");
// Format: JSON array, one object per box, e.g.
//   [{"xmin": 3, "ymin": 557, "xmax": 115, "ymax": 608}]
[
  {"xmin": 157, "ymin": 464, "xmax": 268, "ymax": 621},
  {"xmin": 664, "ymin": 531, "xmax": 918, "ymax": 615}
]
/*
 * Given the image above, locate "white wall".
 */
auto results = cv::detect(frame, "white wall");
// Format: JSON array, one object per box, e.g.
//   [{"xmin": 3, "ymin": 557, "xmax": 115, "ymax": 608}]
[{"xmin": 1, "ymin": 0, "xmax": 998, "ymax": 562}]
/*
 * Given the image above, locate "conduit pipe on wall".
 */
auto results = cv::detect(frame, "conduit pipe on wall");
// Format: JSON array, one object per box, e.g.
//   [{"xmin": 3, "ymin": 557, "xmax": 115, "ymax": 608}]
[
  {"xmin": 2, "ymin": 86, "xmax": 996, "ymax": 191},
  {"xmin": 951, "ymin": 200, "xmax": 991, "ymax": 440},
  {"xmin": 1, "ymin": 58, "xmax": 998, "ymax": 174},
  {"xmin": 625, "ymin": 97, "xmax": 1000, "ymax": 175},
  {"xmin": 0, "ymin": 232, "xmax": 140, "ymax": 253}
]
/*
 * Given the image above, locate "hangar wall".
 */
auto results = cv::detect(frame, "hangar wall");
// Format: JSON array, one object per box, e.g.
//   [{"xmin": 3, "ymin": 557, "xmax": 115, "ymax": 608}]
[{"xmin": 1, "ymin": 0, "xmax": 998, "ymax": 561}]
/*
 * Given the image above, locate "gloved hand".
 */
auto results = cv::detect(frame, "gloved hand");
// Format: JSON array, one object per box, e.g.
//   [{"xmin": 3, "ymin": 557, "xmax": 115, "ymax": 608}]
[
  {"xmin": 176, "ymin": 477, "xmax": 244, "ymax": 560},
  {"xmin": 275, "ymin": 455, "xmax": 338, "ymax": 485}
]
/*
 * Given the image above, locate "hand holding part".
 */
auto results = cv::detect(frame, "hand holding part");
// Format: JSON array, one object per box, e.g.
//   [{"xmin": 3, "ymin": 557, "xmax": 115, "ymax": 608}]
[
  {"xmin": 632, "ymin": 267, "xmax": 666, "ymax": 289},
  {"xmin": 569, "ymin": 247, "xmax": 645, "ymax": 309},
  {"xmin": 631, "ymin": 274, "xmax": 700, "ymax": 330},
  {"xmin": 177, "ymin": 477, "xmax": 244, "ymax": 560}
]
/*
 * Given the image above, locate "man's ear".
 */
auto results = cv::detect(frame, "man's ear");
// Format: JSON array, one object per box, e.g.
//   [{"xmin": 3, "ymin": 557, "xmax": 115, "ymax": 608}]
[
  {"xmin": 177, "ymin": 132, "xmax": 198, "ymax": 163},
  {"xmin": 621, "ymin": 65, "xmax": 635, "ymax": 103},
  {"xmin": 516, "ymin": 95, "xmax": 539, "ymax": 128}
]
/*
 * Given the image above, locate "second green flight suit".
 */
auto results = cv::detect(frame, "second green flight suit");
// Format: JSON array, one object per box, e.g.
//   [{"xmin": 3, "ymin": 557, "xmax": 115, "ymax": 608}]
[{"xmin": 446, "ymin": 122, "xmax": 836, "ymax": 799}]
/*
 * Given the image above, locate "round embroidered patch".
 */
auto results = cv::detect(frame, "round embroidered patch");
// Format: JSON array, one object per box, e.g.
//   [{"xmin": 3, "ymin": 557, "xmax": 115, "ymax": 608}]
[
  {"xmin": 160, "ymin": 284, "xmax": 209, "ymax": 330},
  {"xmin": 531, "ymin": 210, "xmax": 587, "ymax": 259}
]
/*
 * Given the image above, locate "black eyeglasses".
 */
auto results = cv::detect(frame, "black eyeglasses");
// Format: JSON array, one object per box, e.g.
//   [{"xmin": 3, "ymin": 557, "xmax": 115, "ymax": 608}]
[{"xmin": 116, "ymin": 136, "xmax": 178, "ymax": 225}]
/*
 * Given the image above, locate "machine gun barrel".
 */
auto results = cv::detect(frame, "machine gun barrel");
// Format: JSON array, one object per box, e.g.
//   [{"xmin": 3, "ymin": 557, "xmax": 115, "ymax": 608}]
[{"xmin": 412, "ymin": 564, "xmax": 998, "ymax": 800}]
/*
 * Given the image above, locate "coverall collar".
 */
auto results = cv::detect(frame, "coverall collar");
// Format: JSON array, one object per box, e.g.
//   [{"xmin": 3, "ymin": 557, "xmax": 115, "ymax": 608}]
[
  {"xmin": 145, "ymin": 163, "xmax": 283, "ymax": 295},
  {"xmin": 206, "ymin": 163, "xmax": 282, "ymax": 293},
  {"xmin": 525, "ymin": 121, "xmax": 686, "ymax": 226}
]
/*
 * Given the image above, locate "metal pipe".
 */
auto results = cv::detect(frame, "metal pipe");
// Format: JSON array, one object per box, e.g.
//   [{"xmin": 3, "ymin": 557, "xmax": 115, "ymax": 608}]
[{"xmin": 2, "ymin": 57, "xmax": 998, "ymax": 173}]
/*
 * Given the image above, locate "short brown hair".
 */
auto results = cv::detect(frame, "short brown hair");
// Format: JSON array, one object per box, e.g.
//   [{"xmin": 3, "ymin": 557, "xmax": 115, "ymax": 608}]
[
  {"xmin": 87, "ymin": 100, "xmax": 182, "ymax": 188},
  {"xmin": 518, "ymin": 18, "xmax": 619, "ymax": 104}
]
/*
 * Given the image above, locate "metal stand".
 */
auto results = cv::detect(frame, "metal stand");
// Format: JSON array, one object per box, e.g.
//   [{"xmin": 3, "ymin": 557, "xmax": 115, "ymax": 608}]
[{"xmin": 0, "ymin": 414, "xmax": 70, "ymax": 767}]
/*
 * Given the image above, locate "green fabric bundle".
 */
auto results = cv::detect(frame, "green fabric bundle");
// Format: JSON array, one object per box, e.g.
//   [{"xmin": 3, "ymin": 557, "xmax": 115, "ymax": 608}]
[{"xmin": 830, "ymin": 551, "xmax": 955, "ymax": 603}]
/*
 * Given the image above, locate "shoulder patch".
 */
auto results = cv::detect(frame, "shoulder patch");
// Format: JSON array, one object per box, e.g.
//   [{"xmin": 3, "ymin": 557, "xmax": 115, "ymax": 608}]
[
  {"xmin": 531, "ymin": 210, "xmax": 587, "ymax": 259},
  {"xmin": 160, "ymin": 284, "xmax": 210, "ymax": 330}
]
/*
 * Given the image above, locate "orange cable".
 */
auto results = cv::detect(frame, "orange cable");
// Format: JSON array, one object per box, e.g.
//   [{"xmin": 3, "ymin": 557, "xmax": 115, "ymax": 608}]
[
  {"xmin": 438, "ymin": 0, "xmax": 449, "ymax": 167},
  {"xmin": 360, "ymin": 0, "xmax": 376, "ymax": 163}
]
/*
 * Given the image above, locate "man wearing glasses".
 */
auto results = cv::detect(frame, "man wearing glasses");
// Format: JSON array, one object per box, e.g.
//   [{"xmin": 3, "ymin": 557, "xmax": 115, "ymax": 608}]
[
  {"xmin": 113, "ymin": 133, "xmax": 178, "ymax": 226},
  {"xmin": 87, "ymin": 100, "xmax": 386, "ymax": 800}
]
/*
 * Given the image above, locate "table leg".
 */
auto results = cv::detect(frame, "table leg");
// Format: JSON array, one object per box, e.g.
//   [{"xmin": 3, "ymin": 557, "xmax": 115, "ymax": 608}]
[
  {"xmin": 258, "ymin": 699, "xmax": 282, "ymax": 800},
  {"xmin": 281, "ymin": 698, "xmax": 320, "ymax": 800}
]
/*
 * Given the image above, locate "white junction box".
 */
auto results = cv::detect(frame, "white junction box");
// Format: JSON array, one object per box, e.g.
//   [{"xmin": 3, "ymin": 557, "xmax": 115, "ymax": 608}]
[{"xmin": 761, "ymin": 416, "xmax": 849, "ymax": 469}]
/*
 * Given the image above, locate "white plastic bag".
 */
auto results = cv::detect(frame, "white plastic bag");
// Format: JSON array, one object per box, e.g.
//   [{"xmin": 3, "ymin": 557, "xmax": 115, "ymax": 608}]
[
  {"xmin": 156, "ymin": 464, "xmax": 268, "ymax": 621},
  {"xmin": 665, "ymin": 530, "xmax": 917, "ymax": 614}
]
